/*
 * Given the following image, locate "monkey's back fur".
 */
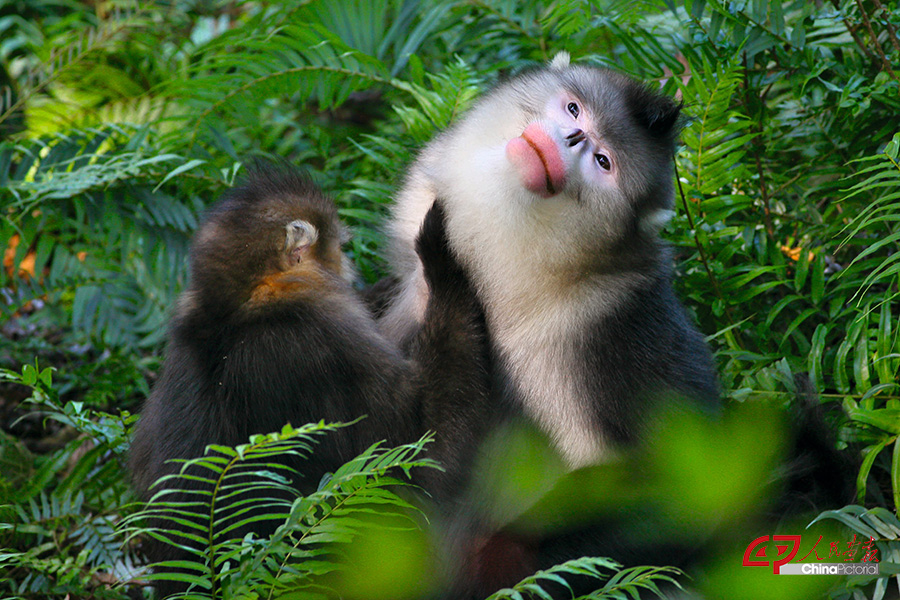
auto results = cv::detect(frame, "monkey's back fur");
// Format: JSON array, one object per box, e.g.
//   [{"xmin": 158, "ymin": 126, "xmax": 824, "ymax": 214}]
[
  {"xmin": 128, "ymin": 170, "xmax": 424, "ymax": 600},
  {"xmin": 129, "ymin": 168, "xmax": 495, "ymax": 598},
  {"xmin": 130, "ymin": 169, "xmax": 416, "ymax": 500},
  {"xmin": 130, "ymin": 285, "xmax": 415, "ymax": 495}
]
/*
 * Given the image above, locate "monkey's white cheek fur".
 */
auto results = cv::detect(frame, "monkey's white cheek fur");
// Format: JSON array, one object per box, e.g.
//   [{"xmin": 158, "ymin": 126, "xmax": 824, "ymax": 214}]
[{"xmin": 505, "ymin": 122, "xmax": 567, "ymax": 198}]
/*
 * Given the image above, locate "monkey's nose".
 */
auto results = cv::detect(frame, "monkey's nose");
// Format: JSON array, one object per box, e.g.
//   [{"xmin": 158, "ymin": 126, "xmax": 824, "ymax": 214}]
[{"xmin": 565, "ymin": 129, "xmax": 585, "ymax": 147}]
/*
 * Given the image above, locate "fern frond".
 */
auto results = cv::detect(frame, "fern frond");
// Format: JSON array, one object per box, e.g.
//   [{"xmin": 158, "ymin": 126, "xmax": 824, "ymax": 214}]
[
  {"xmin": 484, "ymin": 556, "xmax": 682, "ymax": 600},
  {"xmin": 677, "ymin": 52, "xmax": 756, "ymax": 197},
  {"xmin": 295, "ymin": 0, "xmax": 452, "ymax": 77},
  {"xmin": 72, "ymin": 514, "xmax": 122, "ymax": 568},
  {"xmin": 2, "ymin": 125, "xmax": 177, "ymax": 211},
  {"xmin": 25, "ymin": 93, "xmax": 171, "ymax": 137},
  {"xmin": 175, "ymin": 23, "xmax": 391, "ymax": 144},
  {"xmin": 122, "ymin": 424, "xmax": 438, "ymax": 598},
  {"xmin": 9, "ymin": 149, "xmax": 179, "ymax": 206},
  {"xmin": 836, "ymin": 132, "xmax": 900, "ymax": 304},
  {"xmin": 251, "ymin": 434, "xmax": 437, "ymax": 598},
  {"xmin": 0, "ymin": 124, "xmax": 215, "ymax": 349},
  {"xmin": 0, "ymin": 6, "xmax": 150, "ymax": 129},
  {"xmin": 392, "ymin": 57, "xmax": 482, "ymax": 143},
  {"xmin": 810, "ymin": 504, "xmax": 900, "ymax": 586}
]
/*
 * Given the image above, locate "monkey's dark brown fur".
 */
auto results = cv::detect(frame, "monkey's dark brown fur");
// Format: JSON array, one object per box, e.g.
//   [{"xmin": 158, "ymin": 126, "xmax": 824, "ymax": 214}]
[
  {"xmin": 129, "ymin": 168, "xmax": 490, "ymax": 597},
  {"xmin": 130, "ymin": 169, "xmax": 416, "ymax": 499}
]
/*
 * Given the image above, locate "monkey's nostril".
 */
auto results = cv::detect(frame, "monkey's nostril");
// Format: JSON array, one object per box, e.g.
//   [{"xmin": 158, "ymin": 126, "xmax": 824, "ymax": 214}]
[{"xmin": 566, "ymin": 129, "xmax": 585, "ymax": 147}]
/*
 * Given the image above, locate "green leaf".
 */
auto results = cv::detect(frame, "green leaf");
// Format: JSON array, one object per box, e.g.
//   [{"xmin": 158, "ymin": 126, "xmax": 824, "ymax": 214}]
[
  {"xmin": 810, "ymin": 253, "xmax": 825, "ymax": 305},
  {"xmin": 808, "ymin": 324, "xmax": 827, "ymax": 392},
  {"xmin": 893, "ymin": 439, "xmax": 900, "ymax": 517},
  {"xmin": 794, "ymin": 247, "xmax": 809, "ymax": 291},
  {"xmin": 857, "ymin": 438, "xmax": 893, "ymax": 503},
  {"xmin": 844, "ymin": 400, "xmax": 900, "ymax": 434}
]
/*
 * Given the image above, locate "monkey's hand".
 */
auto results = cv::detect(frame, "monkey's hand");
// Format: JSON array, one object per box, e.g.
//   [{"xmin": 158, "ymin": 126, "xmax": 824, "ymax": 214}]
[{"xmin": 416, "ymin": 201, "xmax": 476, "ymax": 312}]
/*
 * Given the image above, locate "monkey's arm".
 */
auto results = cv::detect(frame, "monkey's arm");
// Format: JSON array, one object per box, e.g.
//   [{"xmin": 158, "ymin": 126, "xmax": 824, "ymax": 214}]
[
  {"xmin": 362, "ymin": 275, "xmax": 400, "ymax": 319},
  {"xmin": 409, "ymin": 201, "xmax": 493, "ymax": 502}
]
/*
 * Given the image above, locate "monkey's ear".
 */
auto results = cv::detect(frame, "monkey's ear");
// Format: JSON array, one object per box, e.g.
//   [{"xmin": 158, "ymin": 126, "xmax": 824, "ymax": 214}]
[
  {"xmin": 549, "ymin": 51, "xmax": 570, "ymax": 70},
  {"xmin": 634, "ymin": 91, "xmax": 682, "ymax": 139}
]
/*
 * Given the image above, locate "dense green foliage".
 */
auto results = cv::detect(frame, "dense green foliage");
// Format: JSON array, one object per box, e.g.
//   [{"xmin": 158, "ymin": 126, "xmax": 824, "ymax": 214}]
[{"xmin": 1, "ymin": 0, "xmax": 898, "ymax": 598}]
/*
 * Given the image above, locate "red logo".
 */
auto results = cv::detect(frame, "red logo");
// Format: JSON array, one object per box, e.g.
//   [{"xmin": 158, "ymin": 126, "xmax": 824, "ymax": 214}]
[{"xmin": 742, "ymin": 535, "xmax": 801, "ymax": 574}]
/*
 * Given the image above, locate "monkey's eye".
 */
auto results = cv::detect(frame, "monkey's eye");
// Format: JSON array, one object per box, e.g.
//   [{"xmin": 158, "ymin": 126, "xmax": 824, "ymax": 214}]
[
  {"xmin": 595, "ymin": 153, "xmax": 611, "ymax": 171},
  {"xmin": 567, "ymin": 102, "xmax": 580, "ymax": 118}
]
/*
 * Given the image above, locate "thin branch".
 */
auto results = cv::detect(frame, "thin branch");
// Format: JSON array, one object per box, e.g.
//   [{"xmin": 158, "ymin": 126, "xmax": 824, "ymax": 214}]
[
  {"xmin": 870, "ymin": 0, "xmax": 900, "ymax": 54},
  {"xmin": 854, "ymin": 0, "xmax": 898, "ymax": 80},
  {"xmin": 742, "ymin": 54, "xmax": 774, "ymax": 240},
  {"xmin": 830, "ymin": 0, "xmax": 877, "ymax": 60},
  {"xmin": 674, "ymin": 160, "xmax": 741, "ymax": 343}
]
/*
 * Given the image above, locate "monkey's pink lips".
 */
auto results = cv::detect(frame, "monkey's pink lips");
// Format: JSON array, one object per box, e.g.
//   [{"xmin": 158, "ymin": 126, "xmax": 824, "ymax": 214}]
[{"xmin": 505, "ymin": 123, "xmax": 567, "ymax": 197}]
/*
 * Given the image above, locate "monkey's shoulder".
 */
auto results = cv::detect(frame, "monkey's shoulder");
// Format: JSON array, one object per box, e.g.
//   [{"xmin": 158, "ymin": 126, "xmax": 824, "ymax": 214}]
[{"xmin": 581, "ymin": 276, "xmax": 719, "ymax": 408}]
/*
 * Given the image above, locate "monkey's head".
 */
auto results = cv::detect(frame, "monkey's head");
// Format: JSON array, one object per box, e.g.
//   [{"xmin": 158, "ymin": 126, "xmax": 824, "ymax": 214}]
[
  {"xmin": 186, "ymin": 167, "xmax": 347, "ymax": 315},
  {"xmin": 429, "ymin": 53, "xmax": 681, "ymax": 274}
]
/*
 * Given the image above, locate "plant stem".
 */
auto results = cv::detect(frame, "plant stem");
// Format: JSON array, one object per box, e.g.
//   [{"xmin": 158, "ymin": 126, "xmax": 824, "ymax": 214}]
[{"xmin": 674, "ymin": 160, "xmax": 741, "ymax": 344}]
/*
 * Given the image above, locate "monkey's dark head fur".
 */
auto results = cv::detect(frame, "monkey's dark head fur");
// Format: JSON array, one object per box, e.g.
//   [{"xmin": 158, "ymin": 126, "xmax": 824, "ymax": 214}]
[{"xmin": 187, "ymin": 167, "xmax": 345, "ymax": 318}]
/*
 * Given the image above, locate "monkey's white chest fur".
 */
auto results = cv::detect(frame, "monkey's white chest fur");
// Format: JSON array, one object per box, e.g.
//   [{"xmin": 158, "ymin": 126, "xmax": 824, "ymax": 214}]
[
  {"xmin": 441, "ymin": 176, "xmax": 638, "ymax": 468},
  {"xmin": 478, "ymin": 269, "xmax": 637, "ymax": 469},
  {"xmin": 492, "ymin": 311, "xmax": 605, "ymax": 468}
]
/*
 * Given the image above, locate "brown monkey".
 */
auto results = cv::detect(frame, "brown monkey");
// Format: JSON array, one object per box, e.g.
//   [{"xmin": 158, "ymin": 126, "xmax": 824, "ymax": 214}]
[{"xmin": 129, "ymin": 166, "xmax": 489, "ymax": 597}]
